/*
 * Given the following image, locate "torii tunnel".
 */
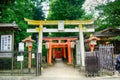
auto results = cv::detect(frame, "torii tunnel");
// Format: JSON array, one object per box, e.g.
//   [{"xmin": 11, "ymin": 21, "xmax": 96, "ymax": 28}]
[{"xmin": 43, "ymin": 37, "xmax": 78, "ymax": 65}]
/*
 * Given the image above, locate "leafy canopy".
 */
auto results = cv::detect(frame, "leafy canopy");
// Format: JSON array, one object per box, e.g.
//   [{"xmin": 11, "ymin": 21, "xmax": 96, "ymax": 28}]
[
  {"xmin": 0, "ymin": 0, "xmax": 45, "ymax": 48},
  {"xmin": 47, "ymin": 0, "xmax": 85, "ymax": 20},
  {"xmin": 95, "ymin": 0, "xmax": 120, "ymax": 31}
]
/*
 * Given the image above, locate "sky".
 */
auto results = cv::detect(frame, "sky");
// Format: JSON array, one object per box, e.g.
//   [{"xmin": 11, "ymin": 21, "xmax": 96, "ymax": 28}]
[
  {"xmin": 42, "ymin": 0, "xmax": 49, "ymax": 18},
  {"xmin": 82, "ymin": 0, "xmax": 115, "ymax": 18},
  {"xmin": 83, "ymin": 0, "xmax": 115, "ymax": 12}
]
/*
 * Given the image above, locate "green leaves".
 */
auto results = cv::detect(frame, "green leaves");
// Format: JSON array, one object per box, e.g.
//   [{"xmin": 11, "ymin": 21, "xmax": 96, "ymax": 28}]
[
  {"xmin": 0, "ymin": 0, "xmax": 45, "ymax": 49},
  {"xmin": 47, "ymin": 0, "xmax": 85, "ymax": 20},
  {"xmin": 95, "ymin": 0, "xmax": 120, "ymax": 30}
]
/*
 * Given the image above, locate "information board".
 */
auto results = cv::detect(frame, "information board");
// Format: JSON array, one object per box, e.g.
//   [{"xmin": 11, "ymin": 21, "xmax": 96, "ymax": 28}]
[
  {"xmin": 0, "ymin": 53, "xmax": 13, "ymax": 58},
  {"xmin": 0, "ymin": 35, "xmax": 12, "ymax": 51},
  {"xmin": 19, "ymin": 42, "xmax": 24, "ymax": 52},
  {"xmin": 17, "ymin": 56, "xmax": 24, "ymax": 61},
  {"xmin": 58, "ymin": 21, "xmax": 64, "ymax": 31}
]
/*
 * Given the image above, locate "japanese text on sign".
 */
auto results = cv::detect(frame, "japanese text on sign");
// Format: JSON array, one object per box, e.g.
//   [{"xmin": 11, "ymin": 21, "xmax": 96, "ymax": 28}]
[{"xmin": 0, "ymin": 35, "xmax": 12, "ymax": 51}]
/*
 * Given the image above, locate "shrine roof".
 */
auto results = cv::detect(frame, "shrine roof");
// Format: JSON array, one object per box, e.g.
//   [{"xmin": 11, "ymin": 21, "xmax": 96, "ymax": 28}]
[
  {"xmin": 0, "ymin": 22, "xmax": 20, "ymax": 31},
  {"xmin": 94, "ymin": 27, "xmax": 120, "ymax": 37}
]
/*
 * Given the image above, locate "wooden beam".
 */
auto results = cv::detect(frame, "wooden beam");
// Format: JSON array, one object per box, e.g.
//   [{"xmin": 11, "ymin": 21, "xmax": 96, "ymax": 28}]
[
  {"xmin": 24, "ymin": 18, "xmax": 94, "ymax": 25},
  {"xmin": 27, "ymin": 28, "xmax": 94, "ymax": 33}
]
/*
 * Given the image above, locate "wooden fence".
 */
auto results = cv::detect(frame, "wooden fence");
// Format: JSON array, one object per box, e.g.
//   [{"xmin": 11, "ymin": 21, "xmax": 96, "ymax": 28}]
[
  {"xmin": 85, "ymin": 44, "xmax": 115, "ymax": 76},
  {"xmin": 99, "ymin": 44, "xmax": 114, "ymax": 74}
]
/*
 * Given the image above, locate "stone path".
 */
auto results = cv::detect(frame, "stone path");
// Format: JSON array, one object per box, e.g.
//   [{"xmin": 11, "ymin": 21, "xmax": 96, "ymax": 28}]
[
  {"xmin": 30, "ymin": 59, "xmax": 120, "ymax": 80},
  {"xmin": 0, "ymin": 59, "xmax": 119, "ymax": 80}
]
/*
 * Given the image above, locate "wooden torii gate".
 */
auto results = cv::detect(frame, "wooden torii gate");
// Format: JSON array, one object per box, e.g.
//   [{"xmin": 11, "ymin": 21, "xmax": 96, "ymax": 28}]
[
  {"xmin": 43, "ymin": 37, "xmax": 78, "ymax": 65},
  {"xmin": 24, "ymin": 18, "xmax": 94, "ymax": 75}
]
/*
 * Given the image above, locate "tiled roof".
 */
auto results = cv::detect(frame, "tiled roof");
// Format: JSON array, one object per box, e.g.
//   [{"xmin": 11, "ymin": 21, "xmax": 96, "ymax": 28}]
[{"xmin": 0, "ymin": 22, "xmax": 20, "ymax": 31}]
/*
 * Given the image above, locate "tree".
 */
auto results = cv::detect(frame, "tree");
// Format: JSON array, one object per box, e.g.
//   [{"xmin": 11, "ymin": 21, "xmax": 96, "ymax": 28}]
[
  {"xmin": 0, "ymin": 0, "xmax": 45, "ymax": 49},
  {"xmin": 47, "ymin": 0, "xmax": 86, "ymax": 37},
  {"xmin": 95, "ymin": 0, "xmax": 120, "ymax": 31},
  {"xmin": 33, "ymin": 0, "xmax": 45, "ymax": 20},
  {"xmin": 47, "ymin": 0, "xmax": 85, "ymax": 20}
]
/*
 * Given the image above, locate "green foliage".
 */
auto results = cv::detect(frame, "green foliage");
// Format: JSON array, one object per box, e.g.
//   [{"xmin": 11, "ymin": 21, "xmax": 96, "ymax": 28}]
[
  {"xmin": 0, "ymin": 0, "xmax": 45, "ymax": 50},
  {"xmin": 81, "ymin": 14, "xmax": 93, "ymax": 20},
  {"xmin": 95, "ymin": 0, "xmax": 120, "ymax": 30},
  {"xmin": 0, "ymin": 58, "xmax": 12, "ymax": 70},
  {"xmin": 33, "ymin": 6, "xmax": 45, "ymax": 20},
  {"xmin": 110, "ymin": 36, "xmax": 120, "ymax": 41},
  {"xmin": 0, "ymin": 0, "xmax": 35, "ymax": 48},
  {"xmin": 47, "ymin": 0, "xmax": 85, "ymax": 20},
  {"xmin": 42, "ymin": 45, "xmax": 47, "ymax": 56}
]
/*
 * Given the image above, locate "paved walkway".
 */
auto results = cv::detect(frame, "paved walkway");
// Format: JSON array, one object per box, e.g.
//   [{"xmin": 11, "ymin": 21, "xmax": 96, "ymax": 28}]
[{"xmin": 31, "ymin": 59, "xmax": 120, "ymax": 80}]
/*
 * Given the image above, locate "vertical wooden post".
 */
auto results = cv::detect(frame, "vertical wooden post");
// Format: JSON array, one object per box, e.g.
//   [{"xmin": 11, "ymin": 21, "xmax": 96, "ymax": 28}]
[
  {"xmin": 11, "ymin": 30, "xmax": 14, "ymax": 75},
  {"xmin": 63, "ymin": 47, "xmax": 66, "ymax": 58},
  {"xmin": 28, "ymin": 46, "xmax": 32, "ymax": 72},
  {"xmin": 67, "ymin": 40, "xmax": 72, "ymax": 64},
  {"xmin": 52, "ymin": 48, "xmax": 55, "ymax": 59},
  {"xmin": 79, "ymin": 24, "xmax": 85, "ymax": 66},
  {"xmin": 47, "ymin": 48, "xmax": 49, "ymax": 63},
  {"xmin": 62, "ymin": 47, "xmax": 66, "ymax": 58},
  {"xmin": 38, "ymin": 24, "xmax": 43, "ymax": 53},
  {"xmin": 48, "ymin": 40, "xmax": 52, "ymax": 65},
  {"xmin": 37, "ymin": 24, "xmax": 43, "ymax": 75}
]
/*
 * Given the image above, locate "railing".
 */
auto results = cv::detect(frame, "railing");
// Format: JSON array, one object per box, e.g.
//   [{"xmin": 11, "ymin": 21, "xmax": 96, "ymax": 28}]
[
  {"xmin": 99, "ymin": 44, "xmax": 114, "ymax": 74},
  {"xmin": 0, "ymin": 51, "xmax": 37, "ymax": 76}
]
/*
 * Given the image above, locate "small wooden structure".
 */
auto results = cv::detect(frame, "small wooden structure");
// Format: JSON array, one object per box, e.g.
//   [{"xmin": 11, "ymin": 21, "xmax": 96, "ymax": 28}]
[
  {"xmin": 94, "ymin": 27, "xmax": 120, "ymax": 54},
  {"xmin": 94, "ymin": 27, "xmax": 120, "ymax": 40},
  {"xmin": 0, "ymin": 22, "xmax": 20, "ymax": 52},
  {"xmin": 0, "ymin": 22, "xmax": 20, "ymax": 74}
]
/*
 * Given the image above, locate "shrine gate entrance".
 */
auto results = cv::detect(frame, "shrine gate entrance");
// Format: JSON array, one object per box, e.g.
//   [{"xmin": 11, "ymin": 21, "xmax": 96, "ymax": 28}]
[
  {"xmin": 43, "ymin": 37, "xmax": 78, "ymax": 64},
  {"xmin": 24, "ymin": 18, "xmax": 94, "ymax": 75}
]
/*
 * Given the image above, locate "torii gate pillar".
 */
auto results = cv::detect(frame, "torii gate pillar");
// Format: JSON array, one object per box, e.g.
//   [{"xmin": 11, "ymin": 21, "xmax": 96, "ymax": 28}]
[
  {"xmin": 36, "ymin": 24, "xmax": 43, "ymax": 76},
  {"xmin": 79, "ymin": 24, "xmax": 85, "ymax": 66}
]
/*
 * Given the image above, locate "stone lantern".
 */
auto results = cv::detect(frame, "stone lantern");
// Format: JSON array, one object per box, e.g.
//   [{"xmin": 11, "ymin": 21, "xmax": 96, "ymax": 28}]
[
  {"xmin": 88, "ymin": 34, "xmax": 100, "ymax": 52},
  {"xmin": 22, "ymin": 36, "xmax": 34, "ymax": 72}
]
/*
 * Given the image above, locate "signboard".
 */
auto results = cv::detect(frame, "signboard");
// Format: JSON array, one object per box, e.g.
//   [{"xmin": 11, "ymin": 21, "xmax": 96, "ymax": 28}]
[
  {"xmin": 90, "ymin": 40, "xmax": 97, "ymax": 45},
  {"xmin": 0, "ymin": 53, "xmax": 12, "ymax": 58},
  {"xmin": 45, "ymin": 43, "xmax": 49, "ymax": 49},
  {"xmin": 58, "ymin": 21, "xmax": 64, "ymax": 31},
  {"xmin": 17, "ymin": 56, "xmax": 24, "ymax": 61},
  {"xmin": 71, "ymin": 42, "xmax": 75, "ymax": 48},
  {"xmin": 19, "ymin": 42, "xmax": 24, "ymax": 52},
  {"xmin": 32, "ymin": 53, "xmax": 35, "ymax": 59},
  {"xmin": 0, "ymin": 35, "xmax": 12, "ymax": 51},
  {"xmin": 26, "ymin": 42, "xmax": 32, "ymax": 47}
]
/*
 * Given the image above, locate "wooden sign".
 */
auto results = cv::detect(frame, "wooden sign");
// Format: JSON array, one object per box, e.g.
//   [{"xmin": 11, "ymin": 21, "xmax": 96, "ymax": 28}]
[
  {"xmin": 17, "ymin": 56, "xmax": 24, "ymax": 61},
  {"xmin": 0, "ymin": 53, "xmax": 12, "ymax": 58},
  {"xmin": 26, "ymin": 42, "xmax": 32, "ymax": 47},
  {"xmin": 0, "ymin": 35, "xmax": 12, "ymax": 51},
  {"xmin": 58, "ymin": 21, "xmax": 64, "ymax": 31},
  {"xmin": 19, "ymin": 42, "xmax": 24, "ymax": 52},
  {"xmin": 90, "ymin": 40, "xmax": 97, "ymax": 45}
]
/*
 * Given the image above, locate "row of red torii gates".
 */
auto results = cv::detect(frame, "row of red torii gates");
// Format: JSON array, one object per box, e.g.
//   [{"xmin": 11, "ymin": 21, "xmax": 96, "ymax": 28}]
[
  {"xmin": 24, "ymin": 18, "xmax": 94, "ymax": 75},
  {"xmin": 43, "ymin": 37, "xmax": 78, "ymax": 64}
]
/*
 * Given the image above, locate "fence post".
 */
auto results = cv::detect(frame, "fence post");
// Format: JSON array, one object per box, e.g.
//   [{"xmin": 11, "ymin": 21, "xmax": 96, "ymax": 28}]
[{"xmin": 36, "ymin": 52, "xmax": 42, "ymax": 76}]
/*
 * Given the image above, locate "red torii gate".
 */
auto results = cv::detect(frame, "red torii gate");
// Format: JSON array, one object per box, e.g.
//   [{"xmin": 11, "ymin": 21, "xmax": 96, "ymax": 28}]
[{"xmin": 43, "ymin": 37, "xmax": 78, "ymax": 65}]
